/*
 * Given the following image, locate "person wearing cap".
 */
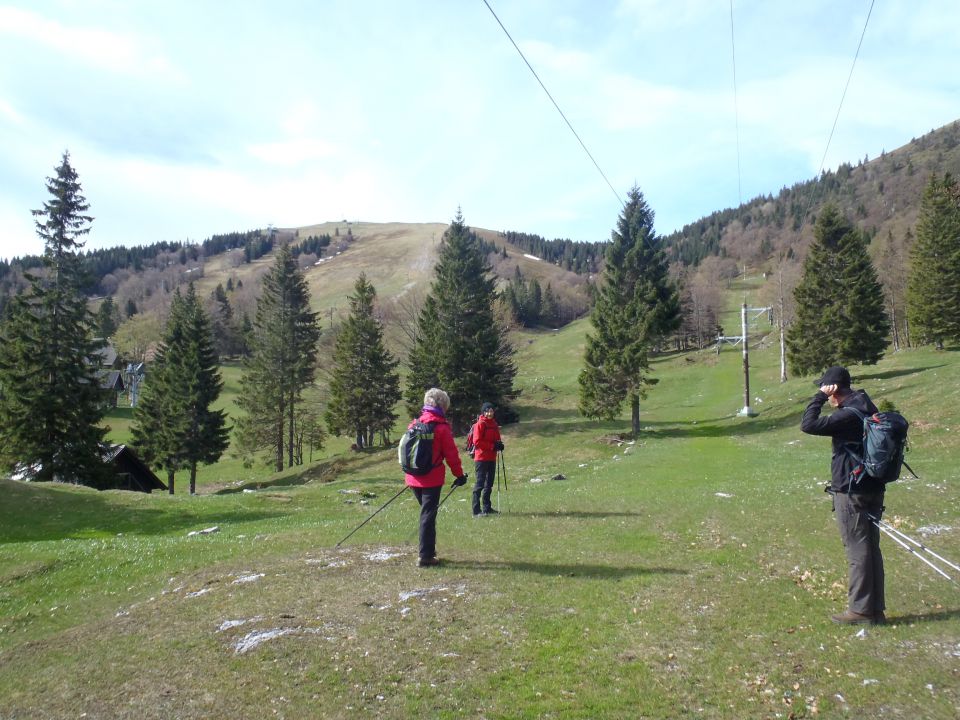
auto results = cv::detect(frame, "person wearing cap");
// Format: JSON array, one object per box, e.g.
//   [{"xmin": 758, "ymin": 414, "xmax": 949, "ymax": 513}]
[
  {"xmin": 468, "ymin": 401, "xmax": 504, "ymax": 517},
  {"xmin": 405, "ymin": 388, "xmax": 468, "ymax": 567},
  {"xmin": 801, "ymin": 366, "xmax": 887, "ymax": 625}
]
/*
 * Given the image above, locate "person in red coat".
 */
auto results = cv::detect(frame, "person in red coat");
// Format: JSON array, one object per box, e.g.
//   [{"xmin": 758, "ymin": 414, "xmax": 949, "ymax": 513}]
[
  {"xmin": 405, "ymin": 387, "xmax": 467, "ymax": 567},
  {"xmin": 469, "ymin": 401, "xmax": 504, "ymax": 516}
]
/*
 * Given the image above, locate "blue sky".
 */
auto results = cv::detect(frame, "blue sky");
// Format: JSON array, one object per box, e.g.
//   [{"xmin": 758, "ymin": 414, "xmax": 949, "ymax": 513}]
[{"xmin": 1, "ymin": 0, "xmax": 958, "ymax": 261}]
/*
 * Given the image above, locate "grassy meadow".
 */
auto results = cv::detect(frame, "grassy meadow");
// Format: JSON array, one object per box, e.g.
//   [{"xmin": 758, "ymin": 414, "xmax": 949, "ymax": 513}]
[{"xmin": 2, "ymin": 304, "xmax": 960, "ymax": 718}]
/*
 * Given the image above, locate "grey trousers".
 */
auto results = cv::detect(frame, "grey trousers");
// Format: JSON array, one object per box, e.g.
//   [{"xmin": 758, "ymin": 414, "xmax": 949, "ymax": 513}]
[{"xmin": 834, "ymin": 491, "xmax": 885, "ymax": 615}]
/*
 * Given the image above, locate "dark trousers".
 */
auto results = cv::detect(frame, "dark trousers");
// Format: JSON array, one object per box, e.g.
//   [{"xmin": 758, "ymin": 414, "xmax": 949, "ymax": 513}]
[
  {"xmin": 834, "ymin": 491, "xmax": 885, "ymax": 615},
  {"xmin": 472, "ymin": 460, "xmax": 496, "ymax": 513},
  {"xmin": 413, "ymin": 485, "xmax": 442, "ymax": 560}
]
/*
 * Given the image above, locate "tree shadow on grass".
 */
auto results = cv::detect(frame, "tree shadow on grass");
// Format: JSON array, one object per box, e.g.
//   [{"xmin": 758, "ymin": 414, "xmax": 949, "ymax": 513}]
[
  {"xmin": 854, "ymin": 365, "xmax": 948, "ymax": 382},
  {"xmin": 0, "ymin": 485, "xmax": 288, "ymax": 543},
  {"xmin": 445, "ymin": 558, "xmax": 686, "ymax": 579},
  {"xmin": 887, "ymin": 607, "xmax": 960, "ymax": 624}
]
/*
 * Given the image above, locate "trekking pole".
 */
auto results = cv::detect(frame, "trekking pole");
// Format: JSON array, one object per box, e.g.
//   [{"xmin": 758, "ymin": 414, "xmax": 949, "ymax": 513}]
[
  {"xmin": 868, "ymin": 515, "xmax": 957, "ymax": 584},
  {"xmin": 499, "ymin": 450, "xmax": 507, "ymax": 491},
  {"xmin": 870, "ymin": 515, "xmax": 960, "ymax": 572},
  {"xmin": 335, "ymin": 486, "xmax": 408, "ymax": 547}
]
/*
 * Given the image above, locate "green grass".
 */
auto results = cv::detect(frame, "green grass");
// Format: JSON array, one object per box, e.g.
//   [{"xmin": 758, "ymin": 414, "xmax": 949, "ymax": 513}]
[{"xmin": 2, "ymin": 321, "xmax": 960, "ymax": 719}]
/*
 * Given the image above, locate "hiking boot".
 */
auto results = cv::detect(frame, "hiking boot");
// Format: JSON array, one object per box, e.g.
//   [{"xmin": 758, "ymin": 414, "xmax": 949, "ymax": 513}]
[
  {"xmin": 483, "ymin": 508, "xmax": 499, "ymax": 515},
  {"xmin": 473, "ymin": 512, "xmax": 486, "ymax": 518},
  {"xmin": 417, "ymin": 556, "xmax": 440, "ymax": 567},
  {"xmin": 830, "ymin": 610, "xmax": 877, "ymax": 625},
  {"xmin": 872, "ymin": 611, "xmax": 887, "ymax": 625}
]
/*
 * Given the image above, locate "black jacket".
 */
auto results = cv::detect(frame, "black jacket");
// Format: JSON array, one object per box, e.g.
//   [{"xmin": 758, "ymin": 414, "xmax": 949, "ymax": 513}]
[{"xmin": 800, "ymin": 388, "xmax": 883, "ymax": 494}]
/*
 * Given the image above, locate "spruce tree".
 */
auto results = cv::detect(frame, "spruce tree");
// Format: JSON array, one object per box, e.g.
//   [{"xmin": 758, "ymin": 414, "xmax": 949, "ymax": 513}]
[
  {"xmin": 131, "ymin": 285, "xmax": 229, "ymax": 494},
  {"xmin": 405, "ymin": 210, "xmax": 517, "ymax": 432},
  {"xmin": 131, "ymin": 291, "xmax": 189, "ymax": 493},
  {"xmin": 907, "ymin": 173, "xmax": 960, "ymax": 348},
  {"xmin": 0, "ymin": 152, "xmax": 108, "ymax": 484},
  {"xmin": 96, "ymin": 296, "xmax": 118, "ymax": 339},
  {"xmin": 235, "ymin": 243, "xmax": 320, "ymax": 470},
  {"xmin": 786, "ymin": 204, "xmax": 889, "ymax": 375},
  {"xmin": 325, "ymin": 274, "xmax": 401, "ymax": 448},
  {"xmin": 578, "ymin": 186, "xmax": 681, "ymax": 435}
]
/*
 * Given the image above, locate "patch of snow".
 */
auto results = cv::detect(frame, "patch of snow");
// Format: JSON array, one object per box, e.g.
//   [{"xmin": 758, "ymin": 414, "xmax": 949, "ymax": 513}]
[
  {"xmin": 218, "ymin": 618, "xmax": 262, "ymax": 632},
  {"xmin": 917, "ymin": 525, "xmax": 952, "ymax": 535},
  {"xmin": 862, "ymin": 679, "xmax": 878, "ymax": 685},
  {"xmin": 234, "ymin": 628, "xmax": 296, "ymax": 654},
  {"xmin": 715, "ymin": 493, "xmax": 733, "ymax": 498},
  {"xmin": 366, "ymin": 550, "xmax": 402, "ymax": 562},
  {"xmin": 522, "ymin": 253, "xmax": 541, "ymax": 261},
  {"xmin": 187, "ymin": 526, "xmax": 220, "ymax": 537},
  {"xmin": 306, "ymin": 558, "xmax": 348, "ymax": 568},
  {"xmin": 233, "ymin": 573, "xmax": 264, "ymax": 584},
  {"xmin": 399, "ymin": 586, "xmax": 449, "ymax": 602},
  {"xmin": 186, "ymin": 588, "xmax": 212, "ymax": 598},
  {"xmin": 529, "ymin": 477, "xmax": 543, "ymax": 483}
]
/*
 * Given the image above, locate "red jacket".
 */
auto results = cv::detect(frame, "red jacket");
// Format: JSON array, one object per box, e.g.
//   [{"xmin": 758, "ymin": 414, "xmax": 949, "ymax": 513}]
[
  {"xmin": 404, "ymin": 408, "xmax": 464, "ymax": 488},
  {"xmin": 469, "ymin": 414, "xmax": 502, "ymax": 462}
]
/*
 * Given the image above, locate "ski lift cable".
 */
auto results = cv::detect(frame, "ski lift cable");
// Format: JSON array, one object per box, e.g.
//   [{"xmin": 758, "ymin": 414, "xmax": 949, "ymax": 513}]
[
  {"xmin": 817, "ymin": 0, "xmax": 876, "ymax": 177},
  {"xmin": 728, "ymin": 0, "xmax": 743, "ymax": 208},
  {"xmin": 480, "ymin": 0, "xmax": 624, "ymax": 208}
]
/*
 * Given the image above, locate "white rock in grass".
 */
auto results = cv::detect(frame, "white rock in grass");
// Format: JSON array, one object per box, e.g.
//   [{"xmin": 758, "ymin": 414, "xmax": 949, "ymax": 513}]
[{"xmin": 715, "ymin": 492, "xmax": 733, "ymax": 498}]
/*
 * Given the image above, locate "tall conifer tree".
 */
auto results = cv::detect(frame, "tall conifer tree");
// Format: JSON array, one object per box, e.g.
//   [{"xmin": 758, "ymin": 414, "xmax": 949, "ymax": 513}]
[
  {"xmin": 907, "ymin": 173, "xmax": 960, "ymax": 348},
  {"xmin": 132, "ymin": 285, "xmax": 229, "ymax": 494},
  {"xmin": 578, "ymin": 186, "xmax": 680, "ymax": 435},
  {"xmin": 0, "ymin": 152, "xmax": 107, "ymax": 483},
  {"xmin": 325, "ymin": 274, "xmax": 401, "ymax": 448},
  {"xmin": 132, "ymin": 290, "xmax": 188, "ymax": 492},
  {"xmin": 235, "ymin": 244, "xmax": 320, "ymax": 470},
  {"xmin": 786, "ymin": 204, "xmax": 889, "ymax": 375},
  {"xmin": 405, "ymin": 211, "xmax": 517, "ymax": 432}
]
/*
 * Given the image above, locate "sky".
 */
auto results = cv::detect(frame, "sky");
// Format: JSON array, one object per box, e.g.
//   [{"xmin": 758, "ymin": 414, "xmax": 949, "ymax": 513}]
[{"xmin": 1, "ymin": 0, "xmax": 959, "ymax": 261}]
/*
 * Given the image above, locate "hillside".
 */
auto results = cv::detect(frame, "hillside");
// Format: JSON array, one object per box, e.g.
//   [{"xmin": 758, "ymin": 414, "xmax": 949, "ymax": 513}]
[{"xmin": 664, "ymin": 119, "xmax": 960, "ymax": 268}]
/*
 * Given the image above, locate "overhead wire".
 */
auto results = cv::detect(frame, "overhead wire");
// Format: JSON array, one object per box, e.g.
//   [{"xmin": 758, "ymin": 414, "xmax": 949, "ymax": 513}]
[
  {"xmin": 480, "ymin": 0, "xmax": 624, "ymax": 208},
  {"xmin": 817, "ymin": 0, "xmax": 876, "ymax": 177},
  {"xmin": 729, "ymin": 0, "xmax": 743, "ymax": 207}
]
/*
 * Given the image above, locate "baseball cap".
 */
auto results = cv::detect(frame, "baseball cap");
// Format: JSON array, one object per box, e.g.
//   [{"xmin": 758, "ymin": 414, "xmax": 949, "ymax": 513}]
[{"xmin": 814, "ymin": 366, "xmax": 851, "ymax": 388}]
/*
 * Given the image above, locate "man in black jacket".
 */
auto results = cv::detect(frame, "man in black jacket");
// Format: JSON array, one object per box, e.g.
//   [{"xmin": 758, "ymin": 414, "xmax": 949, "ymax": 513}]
[{"xmin": 801, "ymin": 366, "xmax": 886, "ymax": 625}]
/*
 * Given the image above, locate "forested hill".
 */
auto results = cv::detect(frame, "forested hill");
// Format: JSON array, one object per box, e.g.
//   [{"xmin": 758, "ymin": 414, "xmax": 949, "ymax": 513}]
[{"xmin": 663, "ymin": 119, "xmax": 960, "ymax": 268}]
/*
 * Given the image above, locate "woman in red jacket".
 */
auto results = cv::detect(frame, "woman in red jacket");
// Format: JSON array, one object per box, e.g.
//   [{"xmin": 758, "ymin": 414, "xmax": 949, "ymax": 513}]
[
  {"xmin": 405, "ymin": 388, "xmax": 467, "ymax": 567},
  {"xmin": 470, "ymin": 401, "xmax": 504, "ymax": 516}
]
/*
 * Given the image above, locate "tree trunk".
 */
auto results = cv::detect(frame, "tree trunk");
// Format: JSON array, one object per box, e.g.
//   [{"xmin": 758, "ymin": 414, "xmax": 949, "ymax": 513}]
[
  {"xmin": 167, "ymin": 469, "xmax": 175, "ymax": 495},
  {"xmin": 275, "ymin": 402, "xmax": 285, "ymax": 472},
  {"xmin": 631, "ymin": 393, "xmax": 640, "ymax": 437},
  {"xmin": 778, "ymin": 269, "xmax": 788, "ymax": 383},
  {"xmin": 190, "ymin": 462, "xmax": 197, "ymax": 495},
  {"xmin": 287, "ymin": 390, "xmax": 295, "ymax": 469}
]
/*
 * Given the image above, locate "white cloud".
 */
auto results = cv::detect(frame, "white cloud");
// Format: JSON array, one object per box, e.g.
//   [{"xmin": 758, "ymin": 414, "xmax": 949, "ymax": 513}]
[{"xmin": 0, "ymin": 6, "xmax": 175, "ymax": 78}]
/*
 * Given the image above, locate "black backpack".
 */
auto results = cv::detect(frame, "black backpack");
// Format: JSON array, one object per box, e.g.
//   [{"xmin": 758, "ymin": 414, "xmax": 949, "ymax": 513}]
[
  {"xmin": 399, "ymin": 421, "xmax": 441, "ymax": 476},
  {"xmin": 843, "ymin": 407, "xmax": 917, "ymax": 487},
  {"xmin": 464, "ymin": 419, "xmax": 482, "ymax": 458}
]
